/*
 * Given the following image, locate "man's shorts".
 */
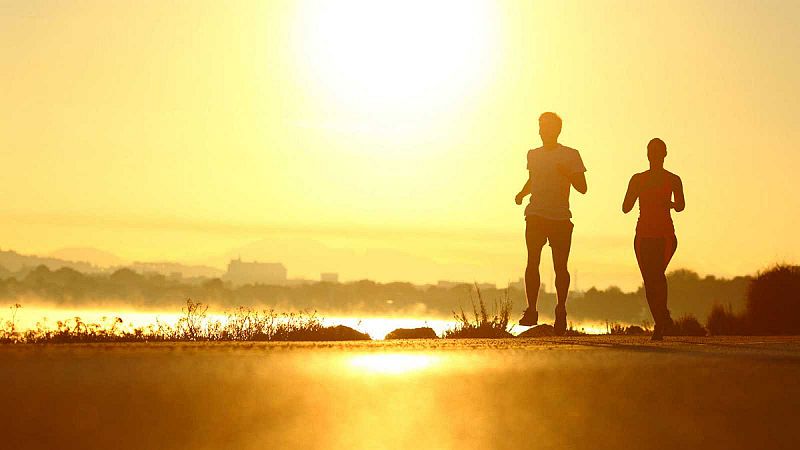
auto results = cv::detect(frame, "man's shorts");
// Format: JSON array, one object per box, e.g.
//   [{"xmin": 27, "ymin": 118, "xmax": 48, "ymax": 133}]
[{"xmin": 525, "ymin": 215, "xmax": 574, "ymax": 252}]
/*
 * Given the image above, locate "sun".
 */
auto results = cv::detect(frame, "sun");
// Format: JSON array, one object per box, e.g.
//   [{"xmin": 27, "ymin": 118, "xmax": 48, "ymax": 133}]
[{"xmin": 292, "ymin": 0, "xmax": 498, "ymax": 116}]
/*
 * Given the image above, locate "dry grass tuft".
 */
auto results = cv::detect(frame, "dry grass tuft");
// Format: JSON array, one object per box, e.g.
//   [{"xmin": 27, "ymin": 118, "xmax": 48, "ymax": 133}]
[{"xmin": 443, "ymin": 284, "xmax": 513, "ymax": 338}]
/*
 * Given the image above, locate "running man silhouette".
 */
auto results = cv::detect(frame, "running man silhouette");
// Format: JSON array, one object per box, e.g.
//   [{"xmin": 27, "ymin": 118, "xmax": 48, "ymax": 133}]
[
  {"xmin": 515, "ymin": 112, "xmax": 587, "ymax": 335},
  {"xmin": 622, "ymin": 138, "xmax": 685, "ymax": 340}
]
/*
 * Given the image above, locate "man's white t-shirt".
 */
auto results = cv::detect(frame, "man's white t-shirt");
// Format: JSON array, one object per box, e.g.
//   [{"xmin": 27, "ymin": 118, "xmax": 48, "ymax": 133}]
[{"xmin": 525, "ymin": 144, "xmax": 586, "ymax": 221}]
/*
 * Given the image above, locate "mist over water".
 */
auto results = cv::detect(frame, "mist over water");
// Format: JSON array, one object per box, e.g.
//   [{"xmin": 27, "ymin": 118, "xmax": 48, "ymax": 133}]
[
  {"xmin": 4, "ymin": 301, "xmax": 611, "ymax": 339},
  {"xmin": 3, "ymin": 300, "xmax": 454, "ymax": 339}
]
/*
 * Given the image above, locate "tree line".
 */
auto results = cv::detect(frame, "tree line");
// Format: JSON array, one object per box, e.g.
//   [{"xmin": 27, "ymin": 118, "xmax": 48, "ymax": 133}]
[{"xmin": 0, "ymin": 264, "xmax": 753, "ymax": 326}]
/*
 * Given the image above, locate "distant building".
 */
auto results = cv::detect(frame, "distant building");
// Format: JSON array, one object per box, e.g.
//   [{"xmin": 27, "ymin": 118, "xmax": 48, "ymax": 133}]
[
  {"xmin": 569, "ymin": 289, "xmax": 585, "ymax": 298},
  {"xmin": 321, "ymin": 272, "xmax": 339, "ymax": 283},
  {"xmin": 285, "ymin": 278, "xmax": 315, "ymax": 287},
  {"xmin": 508, "ymin": 278, "xmax": 525, "ymax": 290},
  {"xmin": 436, "ymin": 280, "xmax": 495, "ymax": 290},
  {"xmin": 437, "ymin": 280, "xmax": 469, "ymax": 289},
  {"xmin": 476, "ymin": 282, "xmax": 496, "ymax": 291},
  {"xmin": 224, "ymin": 258, "xmax": 287, "ymax": 286},
  {"xmin": 127, "ymin": 261, "xmax": 223, "ymax": 279},
  {"xmin": 508, "ymin": 278, "xmax": 546, "ymax": 294}
]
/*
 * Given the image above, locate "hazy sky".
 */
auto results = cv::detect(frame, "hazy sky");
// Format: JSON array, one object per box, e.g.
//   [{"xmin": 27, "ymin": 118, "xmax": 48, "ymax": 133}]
[{"xmin": 1, "ymin": 0, "xmax": 798, "ymax": 289}]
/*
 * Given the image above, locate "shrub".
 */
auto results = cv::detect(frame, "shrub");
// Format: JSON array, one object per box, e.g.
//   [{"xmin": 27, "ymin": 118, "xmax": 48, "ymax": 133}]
[
  {"xmin": 746, "ymin": 264, "xmax": 800, "ymax": 335},
  {"xmin": 706, "ymin": 304, "xmax": 748, "ymax": 335},
  {"xmin": 624, "ymin": 325, "xmax": 645, "ymax": 335},
  {"xmin": 607, "ymin": 323, "xmax": 645, "ymax": 335},
  {"xmin": 671, "ymin": 315, "xmax": 707, "ymax": 336}
]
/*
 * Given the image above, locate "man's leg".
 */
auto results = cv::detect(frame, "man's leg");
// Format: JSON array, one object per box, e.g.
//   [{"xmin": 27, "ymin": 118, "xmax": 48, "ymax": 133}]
[
  {"xmin": 552, "ymin": 247, "xmax": 571, "ymax": 307},
  {"xmin": 521, "ymin": 218, "xmax": 547, "ymax": 325},
  {"xmin": 524, "ymin": 252, "xmax": 542, "ymax": 309},
  {"xmin": 550, "ymin": 220, "xmax": 573, "ymax": 334}
]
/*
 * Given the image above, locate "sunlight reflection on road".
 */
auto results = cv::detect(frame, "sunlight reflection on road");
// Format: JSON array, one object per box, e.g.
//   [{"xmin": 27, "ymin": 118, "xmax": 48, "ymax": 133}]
[
  {"xmin": 3, "ymin": 342, "xmax": 800, "ymax": 450},
  {"xmin": 347, "ymin": 353, "xmax": 440, "ymax": 375}
]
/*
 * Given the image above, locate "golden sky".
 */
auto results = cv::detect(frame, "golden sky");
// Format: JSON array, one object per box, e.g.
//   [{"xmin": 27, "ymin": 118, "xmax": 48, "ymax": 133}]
[{"xmin": 1, "ymin": 0, "xmax": 798, "ymax": 289}]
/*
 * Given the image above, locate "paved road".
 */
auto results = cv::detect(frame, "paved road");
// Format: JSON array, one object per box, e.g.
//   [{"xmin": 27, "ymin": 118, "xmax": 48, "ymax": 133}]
[{"xmin": 1, "ymin": 337, "xmax": 798, "ymax": 450}]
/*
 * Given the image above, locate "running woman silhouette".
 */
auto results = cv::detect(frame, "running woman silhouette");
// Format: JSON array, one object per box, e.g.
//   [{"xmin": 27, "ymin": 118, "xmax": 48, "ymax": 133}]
[
  {"xmin": 622, "ymin": 138, "xmax": 685, "ymax": 340},
  {"xmin": 515, "ymin": 112, "xmax": 587, "ymax": 335}
]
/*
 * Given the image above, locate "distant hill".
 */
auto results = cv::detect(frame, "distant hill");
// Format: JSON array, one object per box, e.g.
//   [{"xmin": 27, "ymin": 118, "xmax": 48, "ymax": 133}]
[
  {"xmin": 49, "ymin": 247, "xmax": 126, "ymax": 268},
  {"xmin": 0, "ymin": 249, "xmax": 222, "ymax": 280},
  {"xmin": 0, "ymin": 249, "xmax": 101, "ymax": 273}
]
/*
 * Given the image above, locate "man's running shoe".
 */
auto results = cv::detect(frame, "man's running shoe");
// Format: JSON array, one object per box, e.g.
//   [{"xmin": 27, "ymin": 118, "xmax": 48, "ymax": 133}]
[
  {"xmin": 651, "ymin": 323, "xmax": 664, "ymax": 341},
  {"xmin": 519, "ymin": 308, "xmax": 538, "ymax": 327},
  {"xmin": 663, "ymin": 314, "xmax": 675, "ymax": 336},
  {"xmin": 652, "ymin": 315, "xmax": 674, "ymax": 341},
  {"xmin": 554, "ymin": 304, "xmax": 567, "ymax": 336}
]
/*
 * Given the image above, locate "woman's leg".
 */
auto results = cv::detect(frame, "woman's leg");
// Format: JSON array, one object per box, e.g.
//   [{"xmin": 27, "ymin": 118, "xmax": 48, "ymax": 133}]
[
  {"xmin": 662, "ymin": 234, "xmax": 677, "ymax": 269},
  {"xmin": 659, "ymin": 235, "xmax": 678, "ymax": 321},
  {"xmin": 635, "ymin": 236, "xmax": 669, "ymax": 326}
]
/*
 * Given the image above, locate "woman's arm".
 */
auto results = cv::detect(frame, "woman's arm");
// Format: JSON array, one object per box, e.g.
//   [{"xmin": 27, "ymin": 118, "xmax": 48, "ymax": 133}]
[
  {"xmin": 622, "ymin": 175, "xmax": 639, "ymax": 214},
  {"xmin": 672, "ymin": 175, "xmax": 685, "ymax": 212}
]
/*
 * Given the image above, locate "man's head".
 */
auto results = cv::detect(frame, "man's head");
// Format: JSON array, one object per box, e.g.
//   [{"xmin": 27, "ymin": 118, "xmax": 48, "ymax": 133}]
[
  {"xmin": 647, "ymin": 138, "xmax": 667, "ymax": 164},
  {"xmin": 538, "ymin": 112, "xmax": 562, "ymax": 146}
]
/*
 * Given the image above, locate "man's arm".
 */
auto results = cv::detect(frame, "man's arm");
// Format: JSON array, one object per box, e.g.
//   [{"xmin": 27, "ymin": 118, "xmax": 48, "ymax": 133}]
[
  {"xmin": 671, "ymin": 175, "xmax": 685, "ymax": 212},
  {"xmin": 558, "ymin": 151, "xmax": 588, "ymax": 194},
  {"xmin": 557, "ymin": 165, "xmax": 588, "ymax": 195},
  {"xmin": 569, "ymin": 172, "xmax": 587, "ymax": 194},
  {"xmin": 515, "ymin": 175, "xmax": 532, "ymax": 205},
  {"xmin": 622, "ymin": 175, "xmax": 639, "ymax": 213}
]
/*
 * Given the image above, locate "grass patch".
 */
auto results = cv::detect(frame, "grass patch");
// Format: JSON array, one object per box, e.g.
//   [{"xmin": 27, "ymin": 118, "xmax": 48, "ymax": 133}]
[
  {"xmin": 443, "ymin": 284, "xmax": 513, "ymax": 338},
  {"xmin": 0, "ymin": 299, "xmax": 369, "ymax": 343}
]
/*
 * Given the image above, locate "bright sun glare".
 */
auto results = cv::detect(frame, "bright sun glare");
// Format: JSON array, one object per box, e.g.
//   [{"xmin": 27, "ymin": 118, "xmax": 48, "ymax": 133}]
[
  {"xmin": 348, "ymin": 353, "xmax": 439, "ymax": 375},
  {"xmin": 294, "ymin": 0, "xmax": 497, "ymax": 115}
]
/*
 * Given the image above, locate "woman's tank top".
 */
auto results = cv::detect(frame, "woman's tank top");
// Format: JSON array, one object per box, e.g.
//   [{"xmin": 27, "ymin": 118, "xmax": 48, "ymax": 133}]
[{"xmin": 636, "ymin": 173, "xmax": 675, "ymax": 238}]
